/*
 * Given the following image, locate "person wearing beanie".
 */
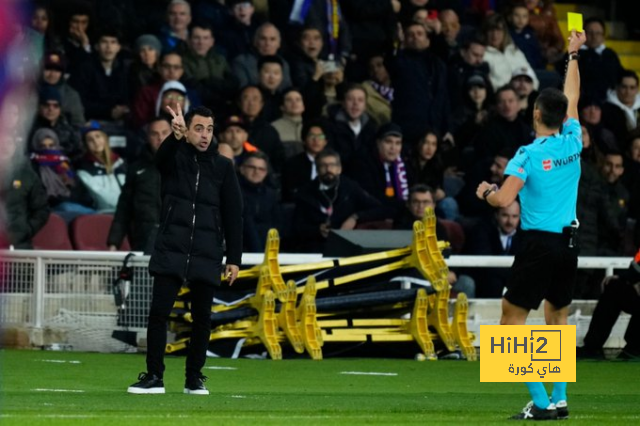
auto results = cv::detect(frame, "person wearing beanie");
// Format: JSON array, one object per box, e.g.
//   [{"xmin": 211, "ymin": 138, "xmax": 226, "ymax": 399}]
[
  {"xmin": 30, "ymin": 86, "xmax": 82, "ymax": 159},
  {"xmin": 130, "ymin": 34, "xmax": 163, "ymax": 95},
  {"xmin": 29, "ymin": 128, "xmax": 94, "ymax": 222},
  {"xmin": 40, "ymin": 51, "xmax": 86, "ymax": 127}
]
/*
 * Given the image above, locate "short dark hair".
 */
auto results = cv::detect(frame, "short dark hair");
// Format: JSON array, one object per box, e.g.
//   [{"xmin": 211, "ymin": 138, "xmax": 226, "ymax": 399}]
[
  {"xmin": 315, "ymin": 148, "xmax": 341, "ymax": 168},
  {"xmin": 534, "ymin": 88, "xmax": 568, "ymax": 129},
  {"xmin": 585, "ymin": 17, "xmax": 606, "ymax": 33},
  {"xmin": 618, "ymin": 69, "xmax": 639, "ymax": 87},
  {"xmin": 184, "ymin": 106, "xmax": 214, "ymax": 128},
  {"xmin": 96, "ymin": 27, "xmax": 122, "ymax": 43},
  {"xmin": 190, "ymin": 21, "xmax": 214, "ymax": 36},
  {"xmin": 241, "ymin": 150, "xmax": 270, "ymax": 167},
  {"xmin": 302, "ymin": 120, "xmax": 326, "ymax": 140},
  {"xmin": 257, "ymin": 55, "xmax": 284, "ymax": 70},
  {"xmin": 409, "ymin": 184, "xmax": 435, "ymax": 199},
  {"xmin": 280, "ymin": 87, "xmax": 303, "ymax": 105}
]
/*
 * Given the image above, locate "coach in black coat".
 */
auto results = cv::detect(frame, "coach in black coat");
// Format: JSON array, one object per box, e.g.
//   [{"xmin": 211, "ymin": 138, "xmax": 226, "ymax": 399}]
[
  {"xmin": 130, "ymin": 106, "xmax": 243, "ymax": 394},
  {"xmin": 149, "ymin": 112, "xmax": 243, "ymax": 286}
]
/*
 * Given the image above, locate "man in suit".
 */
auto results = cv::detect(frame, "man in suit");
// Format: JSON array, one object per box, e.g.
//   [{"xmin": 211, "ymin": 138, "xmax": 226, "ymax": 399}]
[{"xmin": 466, "ymin": 200, "xmax": 520, "ymax": 297}]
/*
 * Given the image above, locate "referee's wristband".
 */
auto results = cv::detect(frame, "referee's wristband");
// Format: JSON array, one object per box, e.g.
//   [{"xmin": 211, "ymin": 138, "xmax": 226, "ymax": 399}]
[{"xmin": 482, "ymin": 187, "xmax": 496, "ymax": 200}]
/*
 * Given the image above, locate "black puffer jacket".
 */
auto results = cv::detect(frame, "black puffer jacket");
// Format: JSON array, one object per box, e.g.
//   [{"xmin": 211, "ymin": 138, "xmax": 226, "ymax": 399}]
[
  {"xmin": 107, "ymin": 146, "xmax": 161, "ymax": 251},
  {"xmin": 148, "ymin": 134, "xmax": 243, "ymax": 286},
  {"xmin": 2, "ymin": 159, "xmax": 50, "ymax": 249}
]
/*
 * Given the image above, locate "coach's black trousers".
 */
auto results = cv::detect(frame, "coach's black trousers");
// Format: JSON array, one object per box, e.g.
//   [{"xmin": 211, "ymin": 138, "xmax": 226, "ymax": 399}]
[
  {"xmin": 146, "ymin": 275, "xmax": 215, "ymax": 379},
  {"xmin": 583, "ymin": 280, "xmax": 640, "ymax": 352}
]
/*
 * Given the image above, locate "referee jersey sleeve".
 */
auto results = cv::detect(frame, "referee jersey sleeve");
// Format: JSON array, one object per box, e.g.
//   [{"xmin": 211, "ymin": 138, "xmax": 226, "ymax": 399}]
[
  {"xmin": 562, "ymin": 117, "xmax": 583, "ymax": 150},
  {"xmin": 505, "ymin": 146, "xmax": 530, "ymax": 182}
]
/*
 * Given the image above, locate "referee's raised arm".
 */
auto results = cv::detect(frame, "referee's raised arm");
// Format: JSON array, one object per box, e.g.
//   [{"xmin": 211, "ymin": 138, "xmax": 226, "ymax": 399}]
[{"xmin": 564, "ymin": 30, "xmax": 587, "ymax": 120}]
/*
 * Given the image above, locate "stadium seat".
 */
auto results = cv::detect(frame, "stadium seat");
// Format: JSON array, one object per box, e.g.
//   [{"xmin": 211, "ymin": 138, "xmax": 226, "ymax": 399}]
[
  {"xmin": 70, "ymin": 214, "xmax": 130, "ymax": 251},
  {"xmin": 32, "ymin": 213, "xmax": 73, "ymax": 250},
  {"xmin": 439, "ymin": 219, "xmax": 465, "ymax": 254}
]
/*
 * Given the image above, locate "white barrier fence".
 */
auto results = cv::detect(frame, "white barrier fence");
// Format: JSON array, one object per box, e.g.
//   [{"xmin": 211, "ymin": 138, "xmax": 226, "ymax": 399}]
[{"xmin": 0, "ymin": 250, "xmax": 633, "ymax": 352}]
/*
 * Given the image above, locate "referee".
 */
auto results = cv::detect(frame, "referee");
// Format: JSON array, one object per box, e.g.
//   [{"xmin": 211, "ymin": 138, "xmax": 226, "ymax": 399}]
[{"xmin": 476, "ymin": 30, "xmax": 586, "ymax": 421}]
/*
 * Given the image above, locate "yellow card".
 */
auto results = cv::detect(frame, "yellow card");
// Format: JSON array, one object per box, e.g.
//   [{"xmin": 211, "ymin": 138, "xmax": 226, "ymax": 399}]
[{"xmin": 567, "ymin": 12, "xmax": 583, "ymax": 32}]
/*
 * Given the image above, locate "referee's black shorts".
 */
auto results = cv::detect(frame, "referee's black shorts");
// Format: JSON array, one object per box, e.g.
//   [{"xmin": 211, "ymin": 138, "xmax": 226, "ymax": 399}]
[{"xmin": 504, "ymin": 230, "xmax": 578, "ymax": 310}]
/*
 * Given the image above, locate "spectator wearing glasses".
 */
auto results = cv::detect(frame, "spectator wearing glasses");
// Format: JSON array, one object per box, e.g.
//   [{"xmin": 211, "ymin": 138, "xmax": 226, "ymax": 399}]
[{"xmin": 238, "ymin": 152, "xmax": 282, "ymax": 252}]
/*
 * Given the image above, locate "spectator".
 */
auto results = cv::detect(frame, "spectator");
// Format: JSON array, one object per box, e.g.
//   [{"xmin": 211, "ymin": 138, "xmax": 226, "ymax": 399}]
[
  {"xmin": 474, "ymin": 85, "xmax": 534, "ymax": 162},
  {"xmin": 466, "ymin": 200, "xmax": 521, "ymax": 297},
  {"xmin": 217, "ymin": 115, "xmax": 259, "ymax": 166},
  {"xmin": 129, "ymin": 35, "xmax": 163, "ymax": 97},
  {"xmin": 29, "ymin": 128, "xmax": 94, "ymax": 221},
  {"xmin": 232, "ymin": 23, "xmax": 293, "ymax": 89},
  {"xmin": 447, "ymin": 38, "xmax": 491, "ymax": 112},
  {"xmin": 237, "ymin": 85, "xmax": 285, "ymax": 173},
  {"xmin": 349, "ymin": 122, "xmax": 408, "ymax": 219},
  {"xmin": 393, "ymin": 183, "xmax": 476, "ymax": 297},
  {"xmin": 580, "ymin": 97, "xmax": 618, "ymax": 153},
  {"xmin": 437, "ymin": 9, "xmax": 466, "ymax": 61},
  {"xmin": 271, "ymin": 88, "xmax": 305, "ymax": 158},
  {"xmin": 158, "ymin": 0, "xmax": 191, "ymax": 53},
  {"xmin": 108, "ymin": 117, "xmax": 170, "ymax": 253},
  {"xmin": 574, "ymin": 17, "xmax": 623, "ymax": 102},
  {"xmin": 0, "ymin": 135, "xmax": 50, "ymax": 249},
  {"xmin": 289, "ymin": 25, "xmax": 325, "ymax": 89},
  {"xmin": 257, "ymin": 56, "xmax": 288, "ymax": 122},
  {"xmin": 407, "ymin": 129, "xmax": 460, "ymax": 220},
  {"xmin": 288, "ymin": 0, "xmax": 352, "ymax": 64},
  {"xmin": 453, "ymin": 74, "xmax": 492, "ymax": 159},
  {"xmin": 69, "ymin": 28, "xmax": 130, "ymax": 124},
  {"xmin": 300, "ymin": 60, "xmax": 346, "ymax": 121},
  {"xmin": 481, "ymin": 14, "xmax": 539, "ymax": 93},
  {"xmin": 388, "ymin": 21, "xmax": 451, "ymax": 145},
  {"xmin": 524, "ymin": 0, "xmax": 564, "ymax": 66},
  {"xmin": 30, "ymin": 3, "xmax": 63, "ymax": 52},
  {"xmin": 238, "ymin": 152, "xmax": 282, "ymax": 252},
  {"xmin": 30, "ymin": 86, "xmax": 82, "ymax": 159},
  {"xmin": 457, "ymin": 151, "xmax": 511, "ymax": 221},
  {"xmin": 326, "ymin": 84, "xmax": 378, "ymax": 168},
  {"xmin": 577, "ymin": 255, "xmax": 640, "ymax": 360},
  {"xmin": 507, "ymin": 2, "xmax": 545, "ymax": 69},
  {"xmin": 510, "ymin": 66, "xmax": 538, "ymax": 123},
  {"xmin": 155, "ymin": 81, "xmax": 190, "ymax": 119},
  {"xmin": 40, "ymin": 51, "xmax": 86, "ymax": 128},
  {"xmin": 282, "ymin": 121, "xmax": 329, "ymax": 202},
  {"xmin": 602, "ymin": 70, "xmax": 640, "ymax": 147},
  {"xmin": 62, "ymin": 3, "xmax": 92, "ymax": 76},
  {"xmin": 362, "ymin": 55, "xmax": 394, "ymax": 126},
  {"xmin": 182, "ymin": 22, "xmax": 238, "ymax": 113},
  {"xmin": 339, "ymin": 0, "xmax": 396, "ymax": 82},
  {"xmin": 131, "ymin": 52, "xmax": 201, "ymax": 129},
  {"xmin": 217, "ymin": 0, "xmax": 261, "ymax": 60},
  {"xmin": 75, "ymin": 121, "xmax": 127, "ymax": 213},
  {"xmin": 292, "ymin": 149, "xmax": 385, "ymax": 252},
  {"xmin": 598, "ymin": 151, "xmax": 629, "ymax": 256}
]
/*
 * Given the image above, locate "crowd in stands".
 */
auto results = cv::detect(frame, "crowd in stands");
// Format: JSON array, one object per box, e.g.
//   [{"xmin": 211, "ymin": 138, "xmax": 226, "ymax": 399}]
[{"xmin": 4, "ymin": 0, "xmax": 640, "ymax": 300}]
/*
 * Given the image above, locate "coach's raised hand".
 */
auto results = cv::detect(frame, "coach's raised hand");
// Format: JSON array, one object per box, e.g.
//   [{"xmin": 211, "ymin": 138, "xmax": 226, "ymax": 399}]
[{"xmin": 166, "ymin": 103, "xmax": 187, "ymax": 140}]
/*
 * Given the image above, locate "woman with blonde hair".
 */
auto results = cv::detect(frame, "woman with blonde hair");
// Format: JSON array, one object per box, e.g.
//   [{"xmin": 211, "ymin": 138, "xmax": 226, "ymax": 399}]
[
  {"xmin": 75, "ymin": 121, "xmax": 126, "ymax": 212},
  {"xmin": 481, "ymin": 14, "xmax": 539, "ymax": 91}
]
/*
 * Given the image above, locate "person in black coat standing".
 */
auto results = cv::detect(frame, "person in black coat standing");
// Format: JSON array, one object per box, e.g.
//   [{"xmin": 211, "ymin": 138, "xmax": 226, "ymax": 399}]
[{"xmin": 128, "ymin": 105, "xmax": 243, "ymax": 396}]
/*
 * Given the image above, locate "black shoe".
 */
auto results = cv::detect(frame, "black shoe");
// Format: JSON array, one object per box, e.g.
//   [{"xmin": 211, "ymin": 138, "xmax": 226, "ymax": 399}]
[
  {"xmin": 509, "ymin": 401, "xmax": 558, "ymax": 420},
  {"xmin": 555, "ymin": 400, "xmax": 569, "ymax": 420},
  {"xmin": 127, "ymin": 372, "xmax": 165, "ymax": 394},
  {"xmin": 184, "ymin": 374, "xmax": 209, "ymax": 395},
  {"xmin": 617, "ymin": 348, "xmax": 640, "ymax": 361},
  {"xmin": 576, "ymin": 346, "xmax": 605, "ymax": 360}
]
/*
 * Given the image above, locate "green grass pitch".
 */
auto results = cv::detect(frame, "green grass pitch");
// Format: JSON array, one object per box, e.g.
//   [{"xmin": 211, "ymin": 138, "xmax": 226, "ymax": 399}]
[{"xmin": 1, "ymin": 349, "xmax": 639, "ymax": 425}]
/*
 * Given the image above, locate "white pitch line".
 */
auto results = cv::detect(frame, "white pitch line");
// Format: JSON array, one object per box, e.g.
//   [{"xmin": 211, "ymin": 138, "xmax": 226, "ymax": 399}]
[
  {"xmin": 230, "ymin": 395, "xmax": 246, "ymax": 398},
  {"xmin": 33, "ymin": 388, "xmax": 85, "ymax": 393},
  {"xmin": 38, "ymin": 359, "xmax": 81, "ymax": 364},
  {"xmin": 339, "ymin": 371, "xmax": 398, "ymax": 376},
  {"xmin": 203, "ymin": 366, "xmax": 237, "ymax": 370}
]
